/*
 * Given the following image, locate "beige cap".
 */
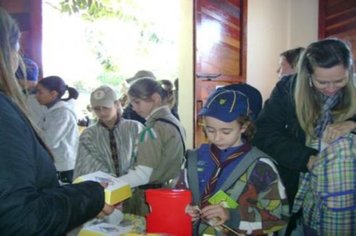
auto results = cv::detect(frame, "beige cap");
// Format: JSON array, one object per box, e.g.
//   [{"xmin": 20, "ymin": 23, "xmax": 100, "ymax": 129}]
[{"xmin": 90, "ymin": 85, "xmax": 117, "ymax": 107}]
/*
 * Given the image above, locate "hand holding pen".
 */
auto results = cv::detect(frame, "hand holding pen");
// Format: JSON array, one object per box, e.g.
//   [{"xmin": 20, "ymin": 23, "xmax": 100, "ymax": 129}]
[{"xmin": 185, "ymin": 204, "xmax": 245, "ymax": 235}]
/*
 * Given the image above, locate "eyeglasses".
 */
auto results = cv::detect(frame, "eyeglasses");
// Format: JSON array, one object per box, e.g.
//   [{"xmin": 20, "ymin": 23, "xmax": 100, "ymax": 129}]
[{"xmin": 311, "ymin": 76, "xmax": 348, "ymax": 89}]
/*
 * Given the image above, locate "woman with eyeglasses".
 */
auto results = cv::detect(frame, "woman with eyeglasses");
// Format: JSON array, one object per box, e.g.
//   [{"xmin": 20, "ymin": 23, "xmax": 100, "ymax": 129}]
[{"xmin": 253, "ymin": 38, "xmax": 356, "ymax": 236}]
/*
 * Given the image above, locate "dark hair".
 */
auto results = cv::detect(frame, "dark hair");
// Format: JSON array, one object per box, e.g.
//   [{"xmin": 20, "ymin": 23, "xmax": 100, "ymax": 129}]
[
  {"xmin": 160, "ymin": 79, "xmax": 176, "ymax": 108},
  {"xmin": 38, "ymin": 76, "xmax": 78, "ymax": 101},
  {"xmin": 280, "ymin": 47, "xmax": 305, "ymax": 69},
  {"xmin": 302, "ymin": 38, "xmax": 353, "ymax": 74},
  {"xmin": 128, "ymin": 78, "xmax": 175, "ymax": 105},
  {"xmin": 238, "ymin": 116, "xmax": 255, "ymax": 143}
]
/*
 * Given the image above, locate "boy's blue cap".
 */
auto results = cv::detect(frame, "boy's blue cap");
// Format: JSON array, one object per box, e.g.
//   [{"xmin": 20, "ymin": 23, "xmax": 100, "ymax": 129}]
[{"xmin": 199, "ymin": 88, "xmax": 250, "ymax": 122}]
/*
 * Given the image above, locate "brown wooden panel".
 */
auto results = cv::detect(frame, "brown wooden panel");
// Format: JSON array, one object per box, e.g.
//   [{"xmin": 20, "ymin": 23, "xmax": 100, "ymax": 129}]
[
  {"xmin": 325, "ymin": 0, "xmax": 356, "ymax": 15},
  {"xmin": 324, "ymin": 4, "xmax": 356, "ymax": 35},
  {"xmin": 195, "ymin": 0, "xmax": 243, "ymax": 81},
  {"xmin": 0, "ymin": 0, "xmax": 42, "ymax": 78},
  {"xmin": 325, "ymin": 7, "xmax": 356, "ymax": 24},
  {"xmin": 326, "ymin": 19, "xmax": 356, "ymax": 36},
  {"xmin": 11, "ymin": 12, "xmax": 31, "ymax": 31},
  {"xmin": 319, "ymin": 0, "xmax": 356, "ymax": 66},
  {"xmin": 0, "ymin": 0, "xmax": 29, "ymax": 13},
  {"xmin": 194, "ymin": 0, "xmax": 247, "ymax": 147}
]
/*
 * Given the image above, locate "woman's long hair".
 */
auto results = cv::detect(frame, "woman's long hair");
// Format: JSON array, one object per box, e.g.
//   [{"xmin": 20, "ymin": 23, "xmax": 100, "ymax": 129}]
[
  {"xmin": 0, "ymin": 7, "xmax": 27, "ymax": 111},
  {"xmin": 0, "ymin": 8, "xmax": 55, "ymax": 160},
  {"xmin": 294, "ymin": 38, "xmax": 356, "ymax": 140}
]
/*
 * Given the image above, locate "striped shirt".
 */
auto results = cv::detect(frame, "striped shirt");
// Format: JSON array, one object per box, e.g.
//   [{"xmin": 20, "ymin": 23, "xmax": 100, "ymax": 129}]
[{"xmin": 74, "ymin": 118, "xmax": 144, "ymax": 179}]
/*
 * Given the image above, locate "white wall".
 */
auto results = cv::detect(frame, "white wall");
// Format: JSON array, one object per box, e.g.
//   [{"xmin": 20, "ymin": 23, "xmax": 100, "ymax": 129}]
[
  {"xmin": 247, "ymin": 0, "xmax": 319, "ymax": 101},
  {"xmin": 179, "ymin": 0, "xmax": 194, "ymax": 149}
]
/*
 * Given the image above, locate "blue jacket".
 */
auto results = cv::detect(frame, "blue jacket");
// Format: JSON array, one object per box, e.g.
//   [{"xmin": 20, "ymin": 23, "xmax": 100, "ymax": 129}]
[{"xmin": 0, "ymin": 92, "xmax": 104, "ymax": 236}]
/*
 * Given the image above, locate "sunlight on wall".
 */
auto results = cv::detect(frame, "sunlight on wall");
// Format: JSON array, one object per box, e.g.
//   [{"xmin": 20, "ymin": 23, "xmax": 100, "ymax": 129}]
[{"xmin": 247, "ymin": 0, "xmax": 318, "ymax": 101}]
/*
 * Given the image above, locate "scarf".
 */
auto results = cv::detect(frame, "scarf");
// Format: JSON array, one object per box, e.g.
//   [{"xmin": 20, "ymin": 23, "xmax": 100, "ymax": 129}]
[
  {"xmin": 100, "ymin": 115, "xmax": 121, "ymax": 176},
  {"xmin": 314, "ymin": 91, "xmax": 342, "ymax": 138},
  {"xmin": 200, "ymin": 142, "xmax": 251, "ymax": 208}
]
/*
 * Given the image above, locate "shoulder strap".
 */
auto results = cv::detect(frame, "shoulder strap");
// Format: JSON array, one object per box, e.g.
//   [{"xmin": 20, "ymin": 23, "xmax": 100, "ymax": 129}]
[
  {"xmin": 154, "ymin": 118, "xmax": 186, "ymax": 153},
  {"xmin": 186, "ymin": 149, "xmax": 201, "ymax": 205},
  {"xmin": 186, "ymin": 147, "xmax": 268, "ymax": 205},
  {"xmin": 227, "ymin": 161, "xmax": 258, "ymax": 201},
  {"xmin": 220, "ymin": 147, "xmax": 268, "ymax": 192}
]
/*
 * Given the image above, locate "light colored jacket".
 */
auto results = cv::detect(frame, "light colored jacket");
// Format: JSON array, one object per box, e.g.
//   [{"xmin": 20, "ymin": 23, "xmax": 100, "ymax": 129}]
[
  {"xmin": 74, "ymin": 118, "xmax": 144, "ymax": 179},
  {"xmin": 137, "ymin": 106, "xmax": 186, "ymax": 183},
  {"xmin": 39, "ymin": 99, "xmax": 79, "ymax": 171},
  {"xmin": 26, "ymin": 93, "xmax": 46, "ymax": 126}
]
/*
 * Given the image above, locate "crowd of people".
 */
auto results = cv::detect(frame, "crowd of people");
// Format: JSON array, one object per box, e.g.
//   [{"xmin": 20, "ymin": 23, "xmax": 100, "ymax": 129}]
[{"xmin": 1, "ymin": 6, "xmax": 356, "ymax": 236}]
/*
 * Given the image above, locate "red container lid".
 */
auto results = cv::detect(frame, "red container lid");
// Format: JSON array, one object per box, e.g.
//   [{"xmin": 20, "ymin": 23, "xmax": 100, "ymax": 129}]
[{"xmin": 146, "ymin": 188, "xmax": 191, "ymax": 197}]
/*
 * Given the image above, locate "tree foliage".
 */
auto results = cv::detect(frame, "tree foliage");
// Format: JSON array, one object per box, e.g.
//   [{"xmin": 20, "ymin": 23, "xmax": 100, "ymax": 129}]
[
  {"xmin": 58, "ymin": 0, "xmax": 145, "ymax": 22},
  {"xmin": 50, "ymin": 0, "xmax": 178, "ymax": 88}
]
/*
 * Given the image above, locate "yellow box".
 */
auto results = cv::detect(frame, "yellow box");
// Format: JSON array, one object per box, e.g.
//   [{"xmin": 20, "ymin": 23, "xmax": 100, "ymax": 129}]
[{"xmin": 74, "ymin": 171, "xmax": 132, "ymax": 205}]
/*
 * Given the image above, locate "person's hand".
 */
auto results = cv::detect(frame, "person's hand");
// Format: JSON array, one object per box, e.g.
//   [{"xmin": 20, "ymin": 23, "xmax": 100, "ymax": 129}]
[
  {"xmin": 97, "ymin": 203, "xmax": 115, "ymax": 218},
  {"xmin": 323, "ymin": 121, "xmax": 356, "ymax": 143},
  {"xmin": 185, "ymin": 205, "xmax": 201, "ymax": 222},
  {"xmin": 96, "ymin": 182, "xmax": 115, "ymax": 218},
  {"xmin": 307, "ymin": 155, "xmax": 318, "ymax": 171},
  {"xmin": 200, "ymin": 204, "xmax": 230, "ymax": 226},
  {"xmin": 114, "ymin": 202, "xmax": 123, "ymax": 210}
]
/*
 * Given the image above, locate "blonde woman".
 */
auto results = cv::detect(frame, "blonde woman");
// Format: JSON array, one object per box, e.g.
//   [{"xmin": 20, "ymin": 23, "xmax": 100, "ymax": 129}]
[{"xmin": 253, "ymin": 38, "xmax": 356, "ymax": 235}]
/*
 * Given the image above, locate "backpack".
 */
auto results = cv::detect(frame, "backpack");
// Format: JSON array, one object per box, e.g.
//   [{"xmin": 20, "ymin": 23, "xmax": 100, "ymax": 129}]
[
  {"xmin": 302, "ymin": 133, "xmax": 356, "ymax": 235},
  {"xmin": 186, "ymin": 147, "xmax": 289, "ymax": 236}
]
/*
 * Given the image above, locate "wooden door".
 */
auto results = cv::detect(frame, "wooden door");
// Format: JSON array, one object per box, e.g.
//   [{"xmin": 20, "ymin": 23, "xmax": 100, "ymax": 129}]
[
  {"xmin": 319, "ymin": 0, "xmax": 356, "ymax": 65},
  {"xmin": 194, "ymin": 0, "xmax": 247, "ymax": 147},
  {"xmin": 0, "ymin": 0, "xmax": 42, "ymax": 77}
]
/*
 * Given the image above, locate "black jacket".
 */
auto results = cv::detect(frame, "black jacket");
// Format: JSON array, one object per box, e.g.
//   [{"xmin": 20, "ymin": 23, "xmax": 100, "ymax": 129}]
[
  {"xmin": 252, "ymin": 75, "xmax": 318, "ymax": 209},
  {"xmin": 0, "ymin": 93, "xmax": 105, "ymax": 236}
]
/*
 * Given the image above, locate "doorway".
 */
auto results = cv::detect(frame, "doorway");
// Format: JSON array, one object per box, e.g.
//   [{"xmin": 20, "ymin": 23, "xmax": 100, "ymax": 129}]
[{"xmin": 42, "ymin": 0, "xmax": 181, "ymax": 119}]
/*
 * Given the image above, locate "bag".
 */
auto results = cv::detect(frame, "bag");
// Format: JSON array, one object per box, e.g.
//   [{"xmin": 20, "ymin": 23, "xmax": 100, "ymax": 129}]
[{"xmin": 310, "ymin": 133, "xmax": 356, "ymax": 235}]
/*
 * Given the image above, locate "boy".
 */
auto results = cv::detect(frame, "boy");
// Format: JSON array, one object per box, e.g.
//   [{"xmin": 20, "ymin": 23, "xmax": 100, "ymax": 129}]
[{"xmin": 182, "ymin": 88, "xmax": 289, "ymax": 235}]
